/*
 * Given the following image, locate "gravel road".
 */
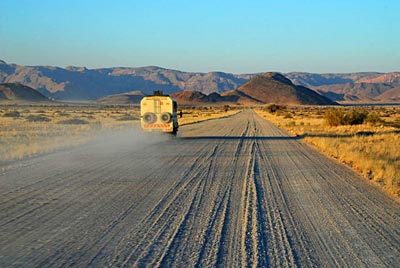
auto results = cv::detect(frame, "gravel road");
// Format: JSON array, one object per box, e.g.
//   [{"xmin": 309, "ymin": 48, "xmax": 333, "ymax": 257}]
[{"xmin": 0, "ymin": 110, "xmax": 399, "ymax": 268}]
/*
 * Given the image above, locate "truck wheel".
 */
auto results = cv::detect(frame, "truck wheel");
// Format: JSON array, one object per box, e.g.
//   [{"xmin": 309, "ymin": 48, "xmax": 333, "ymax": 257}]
[
  {"xmin": 143, "ymin": 112, "xmax": 157, "ymax": 123},
  {"xmin": 160, "ymin": 112, "xmax": 172, "ymax": 123}
]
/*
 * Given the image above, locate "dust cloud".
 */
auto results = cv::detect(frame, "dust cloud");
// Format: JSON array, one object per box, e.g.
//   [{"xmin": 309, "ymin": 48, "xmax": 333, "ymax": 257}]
[{"xmin": 44, "ymin": 124, "xmax": 182, "ymax": 180}]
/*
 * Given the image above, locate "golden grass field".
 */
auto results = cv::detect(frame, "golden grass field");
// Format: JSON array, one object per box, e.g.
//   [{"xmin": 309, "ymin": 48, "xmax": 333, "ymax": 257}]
[
  {"xmin": 0, "ymin": 105, "xmax": 240, "ymax": 163},
  {"xmin": 256, "ymin": 106, "xmax": 400, "ymax": 198}
]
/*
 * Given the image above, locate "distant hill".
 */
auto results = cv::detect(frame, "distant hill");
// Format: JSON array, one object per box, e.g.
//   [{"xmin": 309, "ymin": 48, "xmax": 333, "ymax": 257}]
[
  {"xmin": 222, "ymin": 73, "xmax": 336, "ymax": 105},
  {"xmin": 1, "ymin": 60, "xmax": 398, "ymax": 103},
  {"xmin": 285, "ymin": 72, "xmax": 400, "ymax": 103},
  {"xmin": 0, "ymin": 83, "xmax": 50, "ymax": 102},
  {"xmin": 314, "ymin": 82, "xmax": 400, "ymax": 103},
  {"xmin": 96, "ymin": 91, "xmax": 144, "ymax": 104},
  {"xmin": 183, "ymin": 72, "xmax": 251, "ymax": 94},
  {"xmin": 171, "ymin": 91, "xmax": 229, "ymax": 105},
  {"xmin": 375, "ymin": 86, "xmax": 400, "ymax": 102},
  {"xmin": 285, "ymin": 72, "xmax": 382, "ymax": 87},
  {"xmin": 356, "ymin": 72, "xmax": 400, "ymax": 84}
]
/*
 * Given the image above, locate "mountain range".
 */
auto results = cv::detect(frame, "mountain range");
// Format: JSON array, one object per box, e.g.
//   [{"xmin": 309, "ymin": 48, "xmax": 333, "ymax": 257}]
[
  {"xmin": 96, "ymin": 73, "xmax": 336, "ymax": 106},
  {"xmin": 0, "ymin": 60, "xmax": 399, "ymax": 103}
]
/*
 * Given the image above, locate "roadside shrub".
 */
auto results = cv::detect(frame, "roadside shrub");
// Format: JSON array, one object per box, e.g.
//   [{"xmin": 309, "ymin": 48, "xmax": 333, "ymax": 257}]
[
  {"xmin": 58, "ymin": 118, "xmax": 89, "ymax": 125},
  {"xmin": 365, "ymin": 112, "xmax": 384, "ymax": 125},
  {"xmin": 25, "ymin": 115, "xmax": 51, "ymax": 122},
  {"xmin": 389, "ymin": 120, "xmax": 400, "ymax": 129},
  {"xmin": 325, "ymin": 108, "xmax": 369, "ymax": 126},
  {"xmin": 325, "ymin": 109, "xmax": 345, "ymax": 126},
  {"xmin": 343, "ymin": 109, "xmax": 368, "ymax": 125},
  {"xmin": 266, "ymin": 104, "xmax": 286, "ymax": 114},
  {"xmin": 54, "ymin": 111, "xmax": 70, "ymax": 116},
  {"xmin": 3, "ymin": 111, "xmax": 21, "ymax": 117},
  {"xmin": 84, "ymin": 115, "xmax": 96, "ymax": 119},
  {"xmin": 283, "ymin": 112, "xmax": 293, "ymax": 119}
]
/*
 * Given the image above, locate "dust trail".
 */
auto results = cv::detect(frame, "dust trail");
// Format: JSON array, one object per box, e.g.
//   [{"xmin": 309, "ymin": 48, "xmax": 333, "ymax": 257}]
[{"xmin": 81, "ymin": 126, "xmax": 173, "ymax": 156}]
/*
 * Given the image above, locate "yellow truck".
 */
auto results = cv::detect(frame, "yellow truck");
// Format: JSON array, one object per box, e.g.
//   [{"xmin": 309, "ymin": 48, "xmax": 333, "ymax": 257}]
[{"xmin": 140, "ymin": 91, "xmax": 179, "ymax": 135}]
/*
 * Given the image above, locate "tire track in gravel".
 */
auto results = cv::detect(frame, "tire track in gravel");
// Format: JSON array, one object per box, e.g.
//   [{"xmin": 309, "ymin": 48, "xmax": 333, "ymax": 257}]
[
  {"xmin": 156, "ymin": 145, "xmax": 226, "ymax": 267},
  {"xmin": 57, "ymin": 143, "xmax": 217, "ymax": 268},
  {"xmin": 120, "ymin": 145, "xmax": 220, "ymax": 267},
  {"xmin": 0, "ymin": 161, "xmax": 120, "ymax": 246},
  {"xmin": 213, "ymin": 124, "xmax": 250, "ymax": 268},
  {"xmin": 264, "ymin": 146, "xmax": 371, "ymax": 267},
  {"xmin": 87, "ymin": 142, "xmax": 218, "ymax": 268},
  {"xmin": 1, "ymin": 135, "xmax": 180, "ymax": 267},
  {"xmin": 7, "ymin": 157, "xmax": 166, "ymax": 267},
  {"xmin": 255, "ymin": 142, "xmax": 298, "ymax": 268},
  {"xmin": 239, "ymin": 141, "xmax": 268, "ymax": 268},
  {"xmin": 0, "ymin": 143, "xmax": 156, "ymax": 225},
  {"xmin": 287, "ymin": 148, "xmax": 400, "ymax": 266}
]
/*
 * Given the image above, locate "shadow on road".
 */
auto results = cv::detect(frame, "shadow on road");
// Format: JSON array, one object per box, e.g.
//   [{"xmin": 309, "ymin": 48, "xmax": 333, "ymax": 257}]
[
  {"xmin": 179, "ymin": 136, "xmax": 301, "ymax": 140},
  {"xmin": 179, "ymin": 130, "xmax": 400, "ymax": 141},
  {"xmin": 297, "ymin": 129, "xmax": 400, "ymax": 138}
]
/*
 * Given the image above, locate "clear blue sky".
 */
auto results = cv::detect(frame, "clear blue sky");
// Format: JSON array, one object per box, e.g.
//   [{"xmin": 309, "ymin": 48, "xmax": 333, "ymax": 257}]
[{"xmin": 1, "ymin": 0, "xmax": 399, "ymax": 73}]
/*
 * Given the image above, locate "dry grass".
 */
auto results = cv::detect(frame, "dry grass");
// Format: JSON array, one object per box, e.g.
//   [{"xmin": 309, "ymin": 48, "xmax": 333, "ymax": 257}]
[
  {"xmin": 255, "ymin": 106, "xmax": 400, "ymax": 197},
  {"xmin": 0, "ymin": 105, "xmax": 240, "ymax": 163}
]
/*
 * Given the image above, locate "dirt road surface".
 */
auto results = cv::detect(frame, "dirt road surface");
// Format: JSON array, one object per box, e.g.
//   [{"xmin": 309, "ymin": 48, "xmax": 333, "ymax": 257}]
[{"xmin": 0, "ymin": 110, "xmax": 399, "ymax": 267}]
